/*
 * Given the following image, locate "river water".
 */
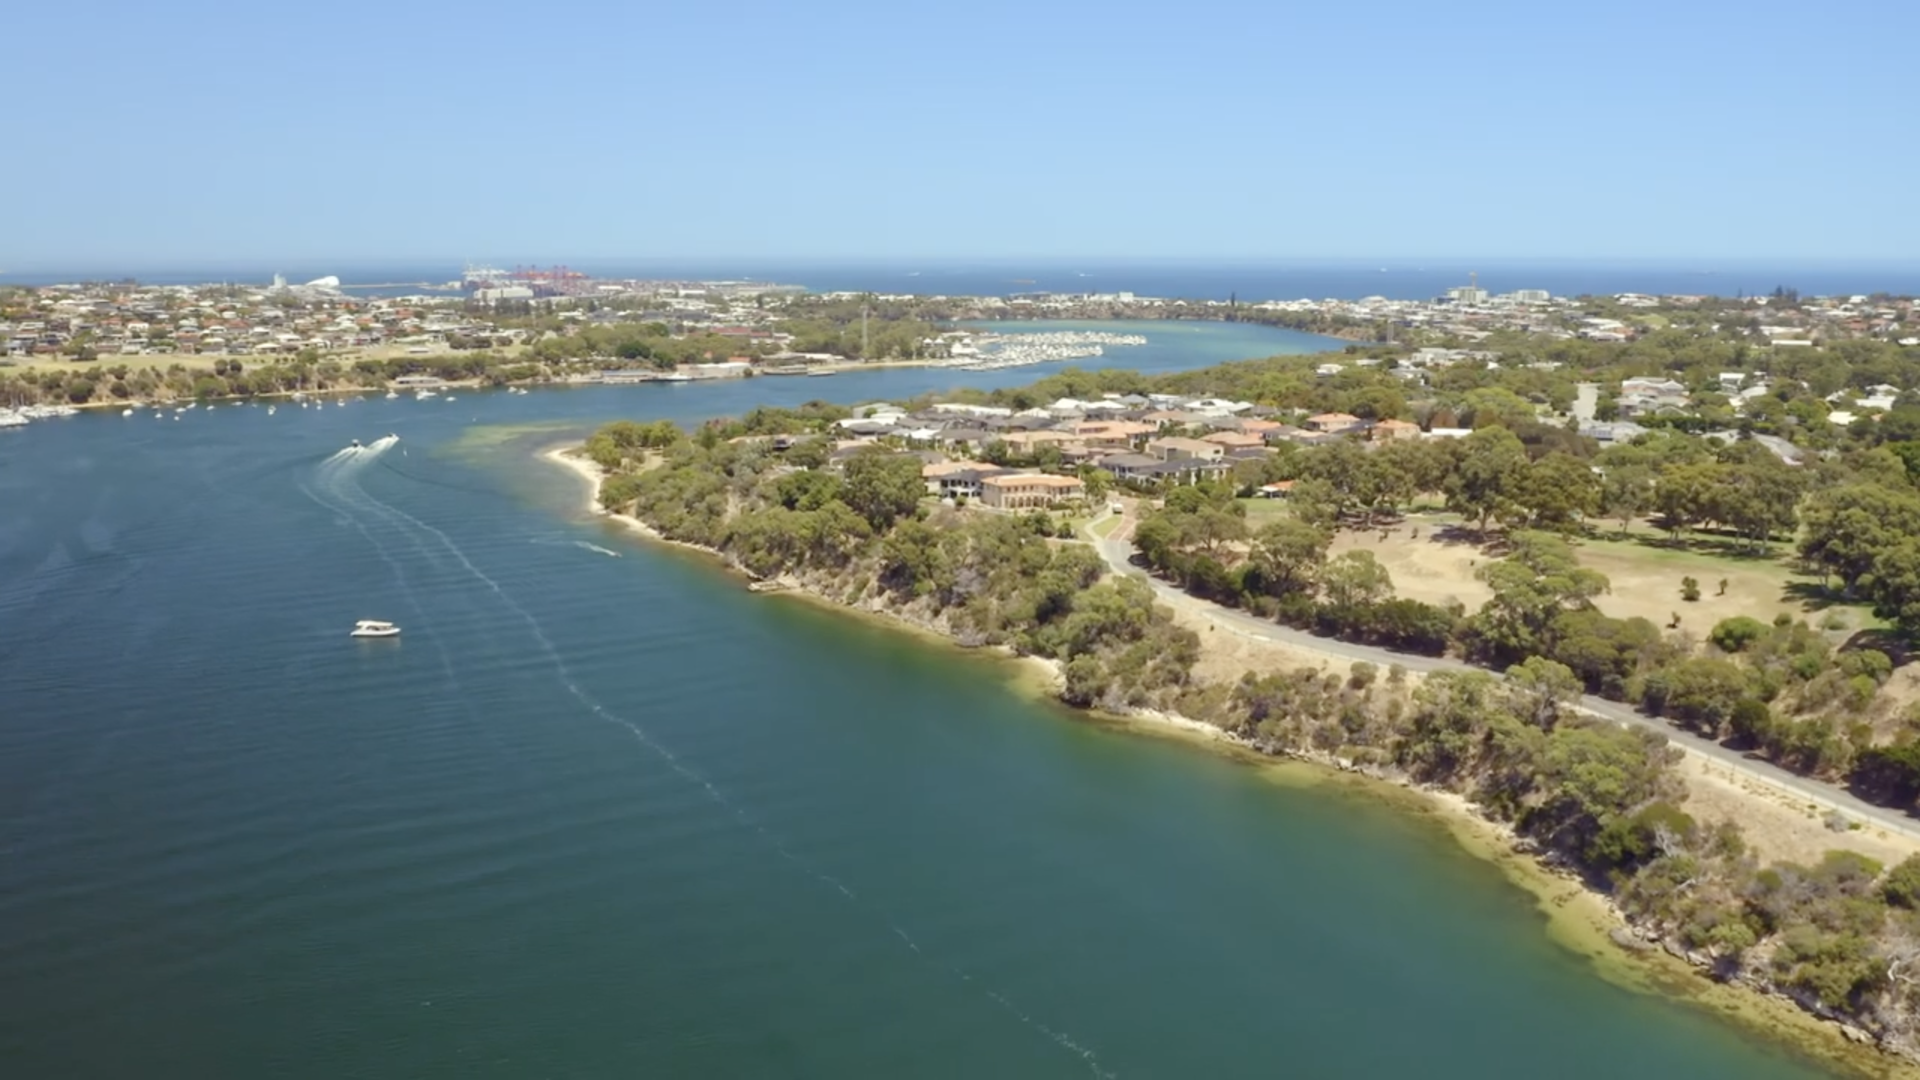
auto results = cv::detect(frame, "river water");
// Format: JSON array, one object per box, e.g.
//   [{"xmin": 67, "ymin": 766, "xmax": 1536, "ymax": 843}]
[{"xmin": 0, "ymin": 324, "xmax": 1843, "ymax": 1077}]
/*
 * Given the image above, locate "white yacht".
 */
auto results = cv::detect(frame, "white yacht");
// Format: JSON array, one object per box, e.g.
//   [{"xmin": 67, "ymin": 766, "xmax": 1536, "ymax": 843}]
[{"xmin": 350, "ymin": 620, "xmax": 401, "ymax": 638}]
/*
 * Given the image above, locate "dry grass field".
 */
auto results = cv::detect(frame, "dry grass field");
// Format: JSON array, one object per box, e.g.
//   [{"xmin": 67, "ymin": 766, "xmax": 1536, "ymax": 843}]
[{"xmin": 1300, "ymin": 507, "xmax": 1880, "ymax": 636}]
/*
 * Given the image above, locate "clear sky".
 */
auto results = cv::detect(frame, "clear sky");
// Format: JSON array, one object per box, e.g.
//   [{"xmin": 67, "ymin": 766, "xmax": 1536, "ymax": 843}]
[{"xmin": 6, "ymin": 0, "xmax": 1916, "ymax": 267}]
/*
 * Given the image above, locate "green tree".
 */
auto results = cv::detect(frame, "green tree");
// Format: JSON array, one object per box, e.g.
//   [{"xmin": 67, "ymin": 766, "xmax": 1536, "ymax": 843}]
[
  {"xmin": 1322, "ymin": 550, "xmax": 1394, "ymax": 610},
  {"xmin": 1517, "ymin": 451, "xmax": 1601, "ymax": 534},
  {"xmin": 1599, "ymin": 463, "xmax": 1655, "ymax": 532},
  {"xmin": 1505, "ymin": 656, "xmax": 1583, "ymax": 728},
  {"xmin": 1445, "ymin": 427, "xmax": 1529, "ymax": 535},
  {"xmin": 1639, "ymin": 657, "xmax": 1747, "ymax": 736},
  {"xmin": 841, "ymin": 451, "xmax": 925, "ymax": 531},
  {"xmin": 1246, "ymin": 518, "xmax": 1332, "ymax": 598},
  {"xmin": 1798, "ymin": 483, "xmax": 1920, "ymax": 594},
  {"xmin": 1470, "ymin": 532, "xmax": 1610, "ymax": 662}
]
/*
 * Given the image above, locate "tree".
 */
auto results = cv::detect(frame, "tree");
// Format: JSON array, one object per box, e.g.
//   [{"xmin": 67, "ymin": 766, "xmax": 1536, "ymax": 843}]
[
  {"xmin": 1505, "ymin": 656, "xmax": 1583, "ymax": 729},
  {"xmin": 1798, "ymin": 483, "xmax": 1920, "ymax": 594},
  {"xmin": 1470, "ymin": 532, "xmax": 1610, "ymax": 662},
  {"xmin": 1080, "ymin": 467, "xmax": 1114, "ymax": 503},
  {"xmin": 1651, "ymin": 462, "xmax": 1724, "ymax": 538},
  {"xmin": 1532, "ymin": 722, "xmax": 1678, "ymax": 860},
  {"xmin": 1884, "ymin": 855, "xmax": 1920, "ymax": 909},
  {"xmin": 1639, "ymin": 657, "xmax": 1748, "ymax": 737},
  {"xmin": 1710, "ymin": 443, "xmax": 1804, "ymax": 550},
  {"xmin": 1680, "ymin": 576, "xmax": 1701, "ymax": 602},
  {"xmin": 1322, "ymin": 550, "xmax": 1394, "ymax": 610},
  {"xmin": 1517, "ymin": 451, "xmax": 1601, "ymax": 534},
  {"xmin": 1286, "ymin": 477, "xmax": 1342, "ymax": 533},
  {"xmin": 1865, "ymin": 538, "xmax": 1920, "ymax": 639},
  {"xmin": 1599, "ymin": 463, "xmax": 1655, "ymax": 532},
  {"xmin": 1445, "ymin": 427, "xmax": 1528, "ymax": 535},
  {"xmin": 1246, "ymin": 518, "xmax": 1332, "ymax": 598},
  {"xmin": 841, "ymin": 451, "xmax": 925, "ymax": 531}
]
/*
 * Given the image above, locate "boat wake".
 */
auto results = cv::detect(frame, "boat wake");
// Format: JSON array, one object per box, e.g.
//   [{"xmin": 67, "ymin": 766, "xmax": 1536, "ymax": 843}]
[
  {"xmin": 531, "ymin": 538, "xmax": 621, "ymax": 558},
  {"xmin": 307, "ymin": 439, "xmax": 1116, "ymax": 1078}
]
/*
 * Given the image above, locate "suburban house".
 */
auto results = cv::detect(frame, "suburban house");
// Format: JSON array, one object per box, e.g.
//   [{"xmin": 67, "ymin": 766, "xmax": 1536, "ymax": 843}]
[
  {"xmin": 921, "ymin": 460, "xmax": 1010, "ymax": 499},
  {"xmin": 978, "ymin": 473, "xmax": 1086, "ymax": 510},
  {"xmin": 1098, "ymin": 452, "xmax": 1230, "ymax": 485},
  {"xmin": 1201, "ymin": 430, "xmax": 1267, "ymax": 452},
  {"xmin": 1000, "ymin": 430, "xmax": 1086, "ymax": 456},
  {"xmin": 1145, "ymin": 436, "xmax": 1225, "ymax": 462},
  {"xmin": 1617, "ymin": 377, "xmax": 1691, "ymax": 418},
  {"xmin": 1070, "ymin": 420, "xmax": 1158, "ymax": 449},
  {"xmin": 1304, "ymin": 412, "xmax": 1365, "ymax": 435},
  {"xmin": 1371, "ymin": 419, "xmax": 1422, "ymax": 442}
]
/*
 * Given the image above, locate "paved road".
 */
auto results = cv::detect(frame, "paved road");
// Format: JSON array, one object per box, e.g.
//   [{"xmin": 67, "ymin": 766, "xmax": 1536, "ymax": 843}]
[
  {"xmin": 1572, "ymin": 381, "xmax": 1600, "ymax": 424},
  {"xmin": 1087, "ymin": 507, "xmax": 1920, "ymax": 843}
]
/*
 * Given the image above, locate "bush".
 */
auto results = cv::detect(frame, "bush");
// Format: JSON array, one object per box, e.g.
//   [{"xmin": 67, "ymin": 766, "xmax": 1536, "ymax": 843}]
[
  {"xmin": 1709, "ymin": 616, "xmax": 1769, "ymax": 653},
  {"xmin": 1729, "ymin": 698, "xmax": 1774, "ymax": 742},
  {"xmin": 1885, "ymin": 854, "xmax": 1920, "ymax": 909},
  {"xmin": 1680, "ymin": 576, "xmax": 1701, "ymax": 602},
  {"xmin": 1839, "ymin": 649, "xmax": 1892, "ymax": 684},
  {"xmin": 1638, "ymin": 657, "xmax": 1748, "ymax": 736}
]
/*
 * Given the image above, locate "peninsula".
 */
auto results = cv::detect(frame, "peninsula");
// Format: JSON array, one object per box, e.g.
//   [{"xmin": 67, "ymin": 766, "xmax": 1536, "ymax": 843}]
[{"xmin": 560, "ymin": 319, "xmax": 1920, "ymax": 1072}]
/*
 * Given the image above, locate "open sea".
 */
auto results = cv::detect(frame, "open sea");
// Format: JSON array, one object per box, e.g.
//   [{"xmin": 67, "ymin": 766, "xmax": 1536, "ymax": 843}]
[
  {"xmin": 0, "ymin": 322, "xmax": 1853, "ymax": 1077},
  {"xmin": 8, "ymin": 258, "xmax": 1920, "ymax": 301}
]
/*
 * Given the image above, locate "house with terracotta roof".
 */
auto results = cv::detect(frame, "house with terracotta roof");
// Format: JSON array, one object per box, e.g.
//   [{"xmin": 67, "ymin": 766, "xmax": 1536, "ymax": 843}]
[
  {"xmin": 1145, "ymin": 436, "xmax": 1225, "ymax": 462},
  {"xmin": 922, "ymin": 460, "xmax": 1013, "ymax": 500},
  {"xmin": 1304, "ymin": 412, "xmax": 1364, "ymax": 434},
  {"xmin": 1370, "ymin": 419, "xmax": 1422, "ymax": 442},
  {"xmin": 1202, "ymin": 430, "xmax": 1267, "ymax": 451},
  {"xmin": 1070, "ymin": 419, "xmax": 1158, "ymax": 449},
  {"xmin": 978, "ymin": 473, "xmax": 1086, "ymax": 510},
  {"xmin": 1000, "ymin": 429, "xmax": 1086, "ymax": 456}
]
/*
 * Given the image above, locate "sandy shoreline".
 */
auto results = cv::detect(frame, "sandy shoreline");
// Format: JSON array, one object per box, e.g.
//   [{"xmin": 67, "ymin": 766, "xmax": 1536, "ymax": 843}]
[{"xmin": 537, "ymin": 440, "xmax": 1913, "ymax": 1078}]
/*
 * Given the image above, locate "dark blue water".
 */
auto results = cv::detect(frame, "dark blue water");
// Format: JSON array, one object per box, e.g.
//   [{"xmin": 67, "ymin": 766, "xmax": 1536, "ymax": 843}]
[{"xmin": 9, "ymin": 258, "xmax": 1919, "ymax": 301}]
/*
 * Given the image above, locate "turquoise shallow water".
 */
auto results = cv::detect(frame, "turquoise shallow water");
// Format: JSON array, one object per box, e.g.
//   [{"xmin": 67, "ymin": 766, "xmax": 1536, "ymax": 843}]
[{"xmin": 0, "ymin": 325, "xmax": 1844, "ymax": 1077}]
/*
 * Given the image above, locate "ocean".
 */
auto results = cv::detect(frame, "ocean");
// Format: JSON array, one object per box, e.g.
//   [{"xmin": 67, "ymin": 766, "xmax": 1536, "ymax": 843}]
[
  {"xmin": 7, "ymin": 258, "xmax": 1920, "ymax": 301},
  {"xmin": 0, "ymin": 323, "xmax": 1851, "ymax": 1077}
]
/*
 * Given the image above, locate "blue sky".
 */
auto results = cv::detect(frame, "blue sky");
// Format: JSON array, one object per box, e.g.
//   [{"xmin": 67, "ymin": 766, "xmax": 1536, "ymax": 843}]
[{"xmin": 6, "ymin": 0, "xmax": 1916, "ymax": 266}]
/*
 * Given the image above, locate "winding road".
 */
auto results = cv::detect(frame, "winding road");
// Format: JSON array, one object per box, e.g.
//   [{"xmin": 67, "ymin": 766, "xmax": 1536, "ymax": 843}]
[{"xmin": 1087, "ymin": 505, "xmax": 1920, "ymax": 844}]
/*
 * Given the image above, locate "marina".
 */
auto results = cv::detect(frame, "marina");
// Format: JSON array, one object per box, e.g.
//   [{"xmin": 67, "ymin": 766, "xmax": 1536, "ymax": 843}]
[
  {"xmin": 943, "ymin": 329, "xmax": 1149, "ymax": 371},
  {"xmin": 0, "ymin": 402, "xmax": 79, "ymax": 427}
]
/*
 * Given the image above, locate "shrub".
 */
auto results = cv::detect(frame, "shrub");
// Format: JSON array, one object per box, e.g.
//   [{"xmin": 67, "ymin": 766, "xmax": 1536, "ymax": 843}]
[
  {"xmin": 1729, "ymin": 698, "xmax": 1774, "ymax": 742},
  {"xmin": 1709, "ymin": 616, "xmax": 1769, "ymax": 653},
  {"xmin": 1885, "ymin": 854, "xmax": 1920, "ymax": 909},
  {"xmin": 1680, "ymin": 576, "xmax": 1701, "ymax": 602},
  {"xmin": 1839, "ymin": 649, "xmax": 1892, "ymax": 684}
]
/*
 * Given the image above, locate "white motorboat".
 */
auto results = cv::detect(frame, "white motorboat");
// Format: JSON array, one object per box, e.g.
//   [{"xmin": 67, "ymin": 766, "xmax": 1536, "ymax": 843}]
[{"xmin": 350, "ymin": 620, "xmax": 401, "ymax": 638}]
